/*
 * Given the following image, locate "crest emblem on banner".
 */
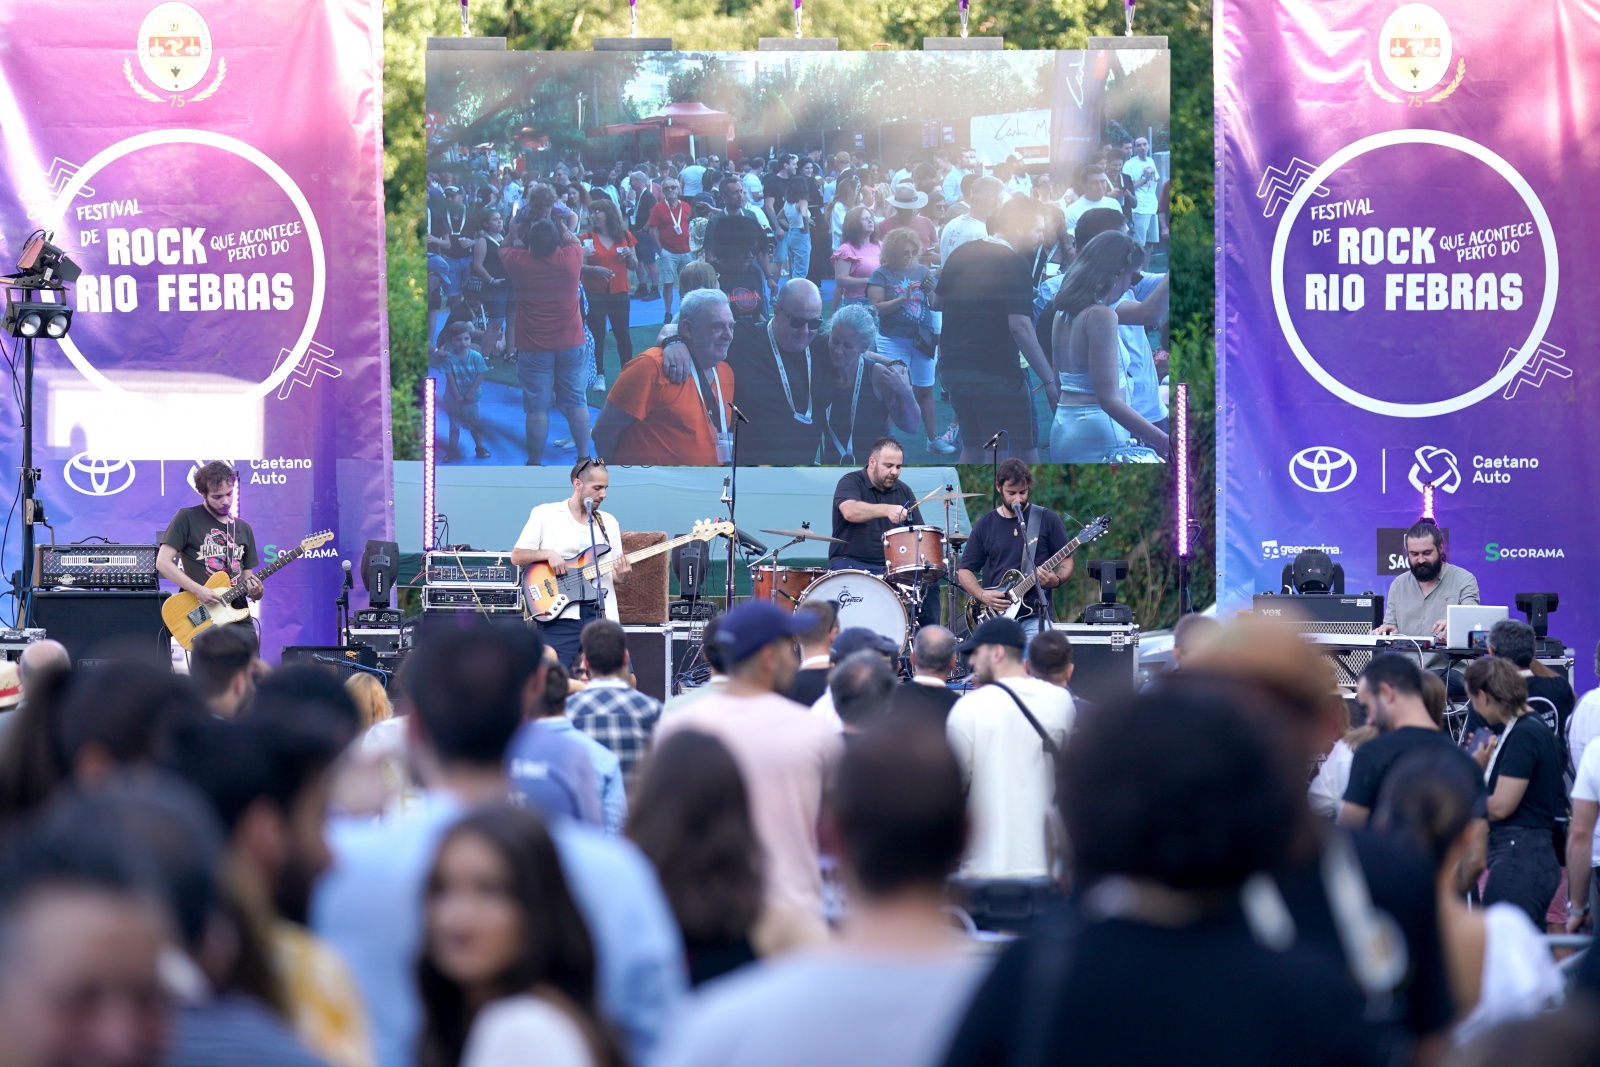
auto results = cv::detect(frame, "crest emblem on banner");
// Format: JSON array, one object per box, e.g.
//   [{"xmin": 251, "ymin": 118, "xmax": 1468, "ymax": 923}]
[
  {"xmin": 1362, "ymin": 3, "xmax": 1464, "ymax": 105},
  {"xmin": 124, "ymin": 3, "xmax": 226, "ymax": 104}
]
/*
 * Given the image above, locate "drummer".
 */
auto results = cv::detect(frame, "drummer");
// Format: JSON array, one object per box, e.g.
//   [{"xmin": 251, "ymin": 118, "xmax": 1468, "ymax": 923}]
[{"xmin": 830, "ymin": 435, "xmax": 940, "ymax": 627}]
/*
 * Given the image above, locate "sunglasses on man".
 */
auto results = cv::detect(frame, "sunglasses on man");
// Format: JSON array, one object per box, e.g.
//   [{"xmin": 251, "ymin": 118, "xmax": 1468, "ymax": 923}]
[{"xmin": 780, "ymin": 308, "xmax": 824, "ymax": 331}]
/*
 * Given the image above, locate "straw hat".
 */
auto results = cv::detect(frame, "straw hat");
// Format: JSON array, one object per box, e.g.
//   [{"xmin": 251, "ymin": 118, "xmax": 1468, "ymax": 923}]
[
  {"xmin": 886, "ymin": 183, "xmax": 929, "ymax": 211},
  {"xmin": 0, "ymin": 660, "xmax": 19, "ymax": 709}
]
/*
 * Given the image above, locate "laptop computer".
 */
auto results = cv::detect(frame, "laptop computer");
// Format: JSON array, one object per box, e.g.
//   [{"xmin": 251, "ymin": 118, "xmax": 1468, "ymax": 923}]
[{"xmin": 1447, "ymin": 605, "xmax": 1509, "ymax": 649}]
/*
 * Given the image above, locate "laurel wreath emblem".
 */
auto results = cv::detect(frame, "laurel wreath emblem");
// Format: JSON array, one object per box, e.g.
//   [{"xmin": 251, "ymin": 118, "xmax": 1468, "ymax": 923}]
[
  {"xmin": 122, "ymin": 55, "xmax": 226, "ymax": 103},
  {"xmin": 1363, "ymin": 57, "xmax": 1466, "ymax": 105}
]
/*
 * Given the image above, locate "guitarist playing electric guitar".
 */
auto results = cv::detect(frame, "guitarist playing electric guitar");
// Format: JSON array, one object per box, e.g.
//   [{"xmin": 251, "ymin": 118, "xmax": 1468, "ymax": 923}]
[
  {"xmin": 510, "ymin": 457, "xmax": 632, "ymax": 667},
  {"xmin": 956, "ymin": 459, "xmax": 1075, "ymax": 642},
  {"xmin": 157, "ymin": 461, "xmax": 263, "ymax": 622}
]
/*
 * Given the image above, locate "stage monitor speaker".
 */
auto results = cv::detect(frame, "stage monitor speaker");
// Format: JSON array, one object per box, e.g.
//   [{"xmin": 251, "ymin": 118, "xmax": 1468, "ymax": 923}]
[
  {"xmin": 622, "ymin": 625, "xmax": 671, "ymax": 702},
  {"xmin": 281, "ymin": 645, "xmax": 379, "ymax": 669},
  {"xmin": 617, "ymin": 531, "xmax": 669, "ymax": 625},
  {"xmin": 32, "ymin": 590, "xmax": 171, "ymax": 667},
  {"xmin": 360, "ymin": 539, "xmax": 400, "ymax": 608}
]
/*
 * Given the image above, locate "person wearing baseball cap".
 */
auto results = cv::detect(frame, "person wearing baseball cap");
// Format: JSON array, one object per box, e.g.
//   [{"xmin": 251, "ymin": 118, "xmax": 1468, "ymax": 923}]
[
  {"xmin": 947, "ymin": 616, "xmax": 1075, "ymax": 879},
  {"xmin": 808, "ymin": 627, "xmax": 902, "ymax": 731},
  {"xmin": 654, "ymin": 601, "xmax": 845, "ymax": 939}
]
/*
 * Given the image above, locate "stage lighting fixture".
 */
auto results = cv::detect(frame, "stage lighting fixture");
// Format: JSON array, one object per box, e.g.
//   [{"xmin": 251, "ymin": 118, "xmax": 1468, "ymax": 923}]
[
  {"xmin": 1283, "ymin": 549, "xmax": 1345, "ymax": 595},
  {"xmin": 4, "ymin": 293, "xmax": 72, "ymax": 339},
  {"xmin": 1082, "ymin": 559, "xmax": 1134, "ymax": 625},
  {"xmin": 1515, "ymin": 592, "xmax": 1559, "ymax": 639},
  {"xmin": 1175, "ymin": 383, "xmax": 1189, "ymax": 558},
  {"xmin": 13, "ymin": 233, "xmax": 81, "ymax": 285}
]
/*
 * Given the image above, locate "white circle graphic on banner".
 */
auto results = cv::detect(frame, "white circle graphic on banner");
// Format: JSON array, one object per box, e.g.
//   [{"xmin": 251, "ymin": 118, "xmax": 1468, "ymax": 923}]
[
  {"xmin": 1270, "ymin": 130, "xmax": 1558, "ymax": 418},
  {"xmin": 47, "ymin": 129, "xmax": 326, "ymax": 400}
]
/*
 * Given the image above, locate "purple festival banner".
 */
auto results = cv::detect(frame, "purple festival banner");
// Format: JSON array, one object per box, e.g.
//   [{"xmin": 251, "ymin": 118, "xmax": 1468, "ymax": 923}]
[
  {"xmin": 0, "ymin": 0, "xmax": 391, "ymax": 658},
  {"xmin": 1217, "ymin": 1, "xmax": 1600, "ymax": 685}
]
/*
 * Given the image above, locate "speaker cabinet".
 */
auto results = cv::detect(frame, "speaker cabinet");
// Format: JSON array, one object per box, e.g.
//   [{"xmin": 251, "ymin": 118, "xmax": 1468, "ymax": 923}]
[
  {"xmin": 32, "ymin": 590, "xmax": 172, "ymax": 667},
  {"xmin": 617, "ymin": 531, "xmax": 669, "ymax": 625},
  {"xmin": 622, "ymin": 625, "xmax": 670, "ymax": 702}
]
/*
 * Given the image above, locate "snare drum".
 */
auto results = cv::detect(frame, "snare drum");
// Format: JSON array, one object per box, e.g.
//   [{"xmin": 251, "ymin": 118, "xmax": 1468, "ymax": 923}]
[
  {"xmin": 882, "ymin": 525, "xmax": 947, "ymax": 585},
  {"xmin": 796, "ymin": 570, "xmax": 908, "ymax": 651},
  {"xmin": 751, "ymin": 566, "xmax": 827, "ymax": 610}
]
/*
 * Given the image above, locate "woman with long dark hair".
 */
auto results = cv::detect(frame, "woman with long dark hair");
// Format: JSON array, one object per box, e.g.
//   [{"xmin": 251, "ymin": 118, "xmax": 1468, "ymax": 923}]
[
  {"xmin": 1465, "ymin": 656, "xmax": 1566, "ymax": 929},
  {"xmin": 627, "ymin": 731, "xmax": 765, "ymax": 987},
  {"xmin": 581, "ymin": 197, "xmax": 638, "ymax": 387},
  {"xmin": 1048, "ymin": 230, "xmax": 1168, "ymax": 462},
  {"xmin": 418, "ymin": 806, "xmax": 621, "ymax": 1067},
  {"xmin": 468, "ymin": 210, "xmax": 509, "ymax": 359}
]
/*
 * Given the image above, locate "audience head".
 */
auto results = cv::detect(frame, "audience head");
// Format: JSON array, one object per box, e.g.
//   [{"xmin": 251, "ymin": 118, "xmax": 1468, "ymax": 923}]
[
  {"xmin": 831, "ymin": 627, "xmax": 899, "ymax": 665},
  {"xmin": 831, "ymin": 721, "xmax": 965, "ymax": 898},
  {"xmin": 711, "ymin": 602, "xmax": 815, "ymax": 695},
  {"xmin": 419, "ymin": 806, "xmax": 601, "ymax": 1067},
  {"xmin": 676, "ymin": 288, "xmax": 735, "ymax": 367},
  {"xmin": 830, "ymin": 651, "xmax": 897, "ymax": 732},
  {"xmin": 16, "ymin": 639, "xmax": 69, "ymax": 698},
  {"xmin": 627, "ymin": 731, "xmax": 763, "ymax": 946},
  {"xmin": 1071, "ymin": 206, "xmax": 1130, "ymax": 256},
  {"xmin": 247, "ymin": 664, "xmax": 363, "ymax": 748},
  {"xmin": 988, "ymin": 194, "xmax": 1047, "ymax": 254},
  {"xmin": 1487, "ymin": 618, "xmax": 1536, "ymax": 669},
  {"xmin": 579, "ymin": 619, "xmax": 630, "ymax": 680},
  {"xmin": 676, "ymin": 258, "xmax": 719, "ymax": 296},
  {"xmin": 1419, "ymin": 670, "xmax": 1447, "ymax": 728},
  {"xmin": 1463, "ymin": 655, "xmax": 1529, "ymax": 725},
  {"xmin": 967, "ymin": 175, "xmax": 1004, "ymax": 218},
  {"xmin": 406, "ymin": 622, "xmax": 545, "ymax": 774},
  {"xmin": 344, "ymin": 673, "xmax": 393, "ymax": 732},
  {"xmin": 56, "ymin": 663, "xmax": 208, "ymax": 786},
  {"xmin": 1170, "ymin": 613, "xmax": 1221, "ymax": 666},
  {"xmin": 958, "ymin": 617, "xmax": 1027, "ymax": 685},
  {"xmin": 797, "ymin": 600, "xmax": 840, "ymax": 657},
  {"xmin": 880, "ymin": 227, "xmax": 921, "ymax": 270},
  {"xmin": 1356, "ymin": 653, "xmax": 1427, "ymax": 731},
  {"xmin": 911, "ymin": 626, "xmax": 957, "ymax": 681},
  {"xmin": 1053, "ymin": 230, "xmax": 1144, "ymax": 317},
  {"xmin": 1026, "ymin": 630, "xmax": 1074, "ymax": 687},
  {"xmin": 1061, "ymin": 681, "xmax": 1298, "ymax": 894},
  {"xmin": 188, "ymin": 624, "xmax": 259, "ymax": 717},
  {"xmin": 525, "ymin": 218, "xmax": 562, "ymax": 257},
  {"xmin": 533, "ymin": 661, "xmax": 571, "ymax": 720},
  {"xmin": 1372, "ymin": 747, "xmax": 1483, "ymax": 891}
]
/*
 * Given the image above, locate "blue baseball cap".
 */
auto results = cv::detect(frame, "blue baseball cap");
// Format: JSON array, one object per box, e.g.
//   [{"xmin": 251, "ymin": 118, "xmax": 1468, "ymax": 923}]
[{"xmin": 713, "ymin": 601, "xmax": 820, "ymax": 665}]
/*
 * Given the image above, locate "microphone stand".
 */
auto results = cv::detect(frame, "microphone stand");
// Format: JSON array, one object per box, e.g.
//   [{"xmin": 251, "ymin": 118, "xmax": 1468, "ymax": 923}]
[
  {"xmin": 985, "ymin": 431, "xmax": 1007, "ymax": 513},
  {"xmin": 724, "ymin": 403, "xmax": 749, "ymax": 611},
  {"xmin": 336, "ymin": 566, "xmax": 352, "ymax": 646},
  {"xmin": 586, "ymin": 500, "xmax": 607, "ymax": 620},
  {"xmin": 312, "ymin": 653, "xmax": 393, "ymax": 688}
]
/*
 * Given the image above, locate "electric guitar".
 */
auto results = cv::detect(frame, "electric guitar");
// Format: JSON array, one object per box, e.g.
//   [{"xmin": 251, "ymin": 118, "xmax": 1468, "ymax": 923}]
[
  {"xmin": 965, "ymin": 515, "xmax": 1109, "ymax": 628},
  {"xmin": 163, "ymin": 531, "xmax": 334, "ymax": 650},
  {"xmin": 522, "ymin": 519, "xmax": 734, "ymax": 622}
]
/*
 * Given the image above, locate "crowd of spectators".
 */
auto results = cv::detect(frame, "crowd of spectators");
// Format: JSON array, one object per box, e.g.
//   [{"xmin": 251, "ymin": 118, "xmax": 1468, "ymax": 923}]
[{"xmin": 424, "ymin": 135, "xmax": 1170, "ymax": 465}]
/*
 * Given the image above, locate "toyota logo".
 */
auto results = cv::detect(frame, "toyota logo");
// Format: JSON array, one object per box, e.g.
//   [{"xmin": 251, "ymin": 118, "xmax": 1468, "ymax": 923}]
[
  {"xmin": 1289, "ymin": 447, "xmax": 1357, "ymax": 493},
  {"xmin": 1409, "ymin": 446, "xmax": 1461, "ymax": 494},
  {"xmin": 62, "ymin": 453, "xmax": 136, "ymax": 496}
]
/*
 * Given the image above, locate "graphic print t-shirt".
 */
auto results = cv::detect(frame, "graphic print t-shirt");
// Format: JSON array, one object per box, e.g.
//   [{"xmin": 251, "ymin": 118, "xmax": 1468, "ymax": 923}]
[{"xmin": 162, "ymin": 504, "xmax": 259, "ymax": 587}]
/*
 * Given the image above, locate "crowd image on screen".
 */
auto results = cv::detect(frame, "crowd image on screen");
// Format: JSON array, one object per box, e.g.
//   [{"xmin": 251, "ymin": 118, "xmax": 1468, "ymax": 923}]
[
  {"xmin": 3, "ymin": 612, "xmax": 1598, "ymax": 1067},
  {"xmin": 423, "ymin": 83, "xmax": 1171, "ymax": 467}
]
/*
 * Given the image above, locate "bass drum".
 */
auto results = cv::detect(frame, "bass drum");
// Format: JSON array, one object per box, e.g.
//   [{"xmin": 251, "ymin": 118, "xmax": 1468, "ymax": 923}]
[{"xmin": 796, "ymin": 570, "xmax": 908, "ymax": 652}]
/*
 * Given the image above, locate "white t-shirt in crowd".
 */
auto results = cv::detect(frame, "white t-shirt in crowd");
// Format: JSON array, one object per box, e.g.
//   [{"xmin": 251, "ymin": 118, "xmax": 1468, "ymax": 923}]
[
  {"xmin": 1570, "ymin": 736, "xmax": 1600, "ymax": 868},
  {"xmin": 679, "ymin": 164, "xmax": 707, "ymax": 197},
  {"xmin": 1308, "ymin": 739, "xmax": 1355, "ymax": 819},
  {"xmin": 1063, "ymin": 194, "xmax": 1122, "ymax": 234},
  {"xmin": 514, "ymin": 501, "xmax": 624, "ymax": 622},
  {"xmin": 653, "ymin": 950, "xmax": 988, "ymax": 1067},
  {"xmin": 463, "ymin": 994, "xmax": 595, "ymax": 1067},
  {"xmin": 1452, "ymin": 903, "xmax": 1564, "ymax": 1046},
  {"xmin": 938, "ymin": 213, "xmax": 990, "ymax": 265},
  {"xmin": 1569, "ymin": 688, "xmax": 1600, "ymax": 776},
  {"xmin": 1121, "ymin": 155, "xmax": 1161, "ymax": 214},
  {"xmin": 946, "ymin": 677, "xmax": 1074, "ymax": 878}
]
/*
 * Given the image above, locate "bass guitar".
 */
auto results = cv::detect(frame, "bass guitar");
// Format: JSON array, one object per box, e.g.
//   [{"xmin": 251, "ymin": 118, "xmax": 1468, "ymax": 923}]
[
  {"xmin": 965, "ymin": 515, "xmax": 1109, "ymax": 628},
  {"xmin": 163, "ymin": 531, "xmax": 334, "ymax": 650},
  {"xmin": 522, "ymin": 519, "xmax": 734, "ymax": 622}
]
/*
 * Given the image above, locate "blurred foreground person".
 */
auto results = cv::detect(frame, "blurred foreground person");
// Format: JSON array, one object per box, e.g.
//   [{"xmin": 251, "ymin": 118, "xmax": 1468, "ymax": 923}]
[
  {"xmin": 940, "ymin": 682, "xmax": 1380, "ymax": 1067},
  {"xmin": 419, "ymin": 807, "xmax": 622, "ymax": 1067},
  {"xmin": 658, "ymin": 722, "xmax": 987, "ymax": 1067}
]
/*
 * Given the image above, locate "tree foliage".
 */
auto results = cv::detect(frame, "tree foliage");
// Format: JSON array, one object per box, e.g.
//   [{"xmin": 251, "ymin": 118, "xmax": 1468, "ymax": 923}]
[{"xmin": 381, "ymin": 0, "xmax": 1216, "ymax": 624}]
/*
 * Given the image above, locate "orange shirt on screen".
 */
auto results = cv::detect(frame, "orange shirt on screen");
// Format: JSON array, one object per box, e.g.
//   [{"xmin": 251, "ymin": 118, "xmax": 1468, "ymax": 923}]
[
  {"xmin": 605, "ymin": 347, "xmax": 735, "ymax": 466},
  {"xmin": 584, "ymin": 230, "xmax": 636, "ymax": 295}
]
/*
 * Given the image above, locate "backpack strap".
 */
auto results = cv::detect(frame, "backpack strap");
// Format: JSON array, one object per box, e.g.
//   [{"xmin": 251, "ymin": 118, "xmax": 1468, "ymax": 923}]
[{"xmin": 993, "ymin": 681, "xmax": 1061, "ymax": 760}]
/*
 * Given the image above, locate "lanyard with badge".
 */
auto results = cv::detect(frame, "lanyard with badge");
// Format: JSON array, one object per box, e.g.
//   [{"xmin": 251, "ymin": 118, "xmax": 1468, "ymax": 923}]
[
  {"xmin": 690, "ymin": 364, "xmax": 732, "ymax": 463},
  {"xmin": 665, "ymin": 200, "xmax": 688, "ymax": 235},
  {"xmin": 766, "ymin": 320, "xmax": 814, "ymax": 425},
  {"xmin": 826, "ymin": 357, "xmax": 866, "ymax": 464}
]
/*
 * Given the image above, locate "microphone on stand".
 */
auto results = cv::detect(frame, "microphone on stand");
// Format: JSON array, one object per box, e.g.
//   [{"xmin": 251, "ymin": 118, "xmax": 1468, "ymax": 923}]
[
  {"xmin": 583, "ymin": 496, "xmax": 596, "ymax": 514},
  {"xmin": 728, "ymin": 403, "xmax": 750, "ymax": 424},
  {"xmin": 341, "ymin": 558, "xmax": 354, "ymax": 588},
  {"xmin": 983, "ymin": 432, "xmax": 1003, "ymax": 450}
]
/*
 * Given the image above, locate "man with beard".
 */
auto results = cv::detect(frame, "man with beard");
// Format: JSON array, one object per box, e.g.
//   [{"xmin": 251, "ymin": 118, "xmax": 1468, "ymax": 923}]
[
  {"xmin": 829, "ymin": 437, "xmax": 925, "ymax": 576},
  {"xmin": 1374, "ymin": 520, "xmax": 1480, "ymax": 671},
  {"xmin": 705, "ymin": 176, "xmax": 777, "ymax": 322},
  {"xmin": 933, "ymin": 196, "xmax": 1060, "ymax": 464}
]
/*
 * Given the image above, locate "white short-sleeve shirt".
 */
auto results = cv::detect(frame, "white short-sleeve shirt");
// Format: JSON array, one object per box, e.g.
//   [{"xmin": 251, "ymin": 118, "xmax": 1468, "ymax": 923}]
[
  {"xmin": 515, "ymin": 500, "xmax": 624, "ymax": 622},
  {"xmin": 1571, "ymin": 736, "xmax": 1600, "ymax": 867}
]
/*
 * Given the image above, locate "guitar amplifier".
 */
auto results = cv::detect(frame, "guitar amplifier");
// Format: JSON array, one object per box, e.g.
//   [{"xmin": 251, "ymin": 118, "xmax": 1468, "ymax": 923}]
[
  {"xmin": 423, "ymin": 550, "xmax": 520, "ymax": 589},
  {"xmin": 34, "ymin": 544, "xmax": 159, "ymax": 590},
  {"xmin": 421, "ymin": 586, "xmax": 524, "ymax": 614}
]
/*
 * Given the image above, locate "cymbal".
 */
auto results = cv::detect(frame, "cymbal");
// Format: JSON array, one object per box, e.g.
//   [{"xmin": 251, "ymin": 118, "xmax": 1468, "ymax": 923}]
[
  {"xmin": 760, "ymin": 527, "xmax": 847, "ymax": 545},
  {"xmin": 923, "ymin": 491, "xmax": 984, "ymax": 504}
]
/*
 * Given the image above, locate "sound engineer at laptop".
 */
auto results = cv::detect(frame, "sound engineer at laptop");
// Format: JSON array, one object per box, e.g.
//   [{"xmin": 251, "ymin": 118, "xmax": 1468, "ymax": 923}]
[{"xmin": 1373, "ymin": 520, "xmax": 1480, "ymax": 672}]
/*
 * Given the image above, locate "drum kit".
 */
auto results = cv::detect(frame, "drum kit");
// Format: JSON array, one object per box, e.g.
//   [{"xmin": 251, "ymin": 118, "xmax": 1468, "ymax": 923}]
[{"xmin": 749, "ymin": 488, "xmax": 982, "ymax": 653}]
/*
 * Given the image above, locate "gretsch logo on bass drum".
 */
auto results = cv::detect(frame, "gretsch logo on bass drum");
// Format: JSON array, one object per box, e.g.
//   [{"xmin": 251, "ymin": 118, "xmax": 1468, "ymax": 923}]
[{"xmin": 836, "ymin": 587, "xmax": 865, "ymax": 608}]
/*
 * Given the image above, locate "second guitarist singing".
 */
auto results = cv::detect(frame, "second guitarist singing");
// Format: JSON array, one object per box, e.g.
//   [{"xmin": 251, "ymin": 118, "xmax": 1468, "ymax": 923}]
[
  {"xmin": 956, "ymin": 459, "xmax": 1074, "ymax": 641},
  {"xmin": 511, "ymin": 458, "xmax": 632, "ymax": 667}
]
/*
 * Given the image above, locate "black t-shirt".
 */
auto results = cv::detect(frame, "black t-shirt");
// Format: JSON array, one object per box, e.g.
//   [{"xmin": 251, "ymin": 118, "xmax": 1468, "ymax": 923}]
[
  {"xmin": 1460, "ymin": 672, "xmax": 1574, "ymax": 758},
  {"xmin": 632, "ymin": 189, "xmax": 658, "ymax": 231},
  {"xmin": 760, "ymin": 171, "xmax": 794, "ymax": 212},
  {"xmin": 1343, "ymin": 727, "xmax": 1487, "ymax": 816},
  {"xmin": 958, "ymin": 505, "xmax": 1071, "ymax": 612},
  {"xmin": 1486, "ymin": 713, "xmax": 1564, "ymax": 833},
  {"xmin": 724, "ymin": 322, "xmax": 824, "ymax": 464},
  {"xmin": 705, "ymin": 211, "xmax": 768, "ymax": 266},
  {"xmin": 829, "ymin": 469, "xmax": 922, "ymax": 565},
  {"xmin": 890, "ymin": 681, "xmax": 961, "ymax": 724},
  {"xmin": 935, "ymin": 237, "xmax": 1034, "ymax": 379},
  {"xmin": 939, "ymin": 903, "xmax": 1381, "ymax": 1067},
  {"xmin": 429, "ymin": 201, "xmax": 473, "ymax": 258},
  {"xmin": 161, "ymin": 504, "xmax": 259, "ymax": 587},
  {"xmin": 820, "ymin": 349, "xmax": 892, "ymax": 467},
  {"xmin": 788, "ymin": 667, "xmax": 830, "ymax": 707}
]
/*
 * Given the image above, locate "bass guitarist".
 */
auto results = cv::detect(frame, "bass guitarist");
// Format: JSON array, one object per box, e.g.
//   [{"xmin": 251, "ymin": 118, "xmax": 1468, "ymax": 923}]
[
  {"xmin": 511, "ymin": 458, "xmax": 631, "ymax": 666},
  {"xmin": 956, "ymin": 459, "xmax": 1073, "ymax": 642},
  {"xmin": 157, "ymin": 461, "xmax": 263, "ymax": 619}
]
